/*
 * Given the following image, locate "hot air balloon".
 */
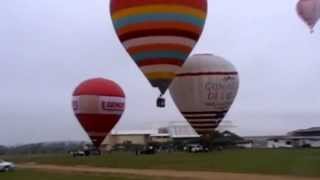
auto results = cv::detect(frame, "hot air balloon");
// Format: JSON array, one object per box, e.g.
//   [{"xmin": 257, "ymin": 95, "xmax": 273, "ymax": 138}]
[
  {"xmin": 170, "ymin": 54, "xmax": 239, "ymax": 136},
  {"xmin": 110, "ymin": 0, "xmax": 207, "ymax": 107},
  {"xmin": 72, "ymin": 78, "xmax": 125, "ymax": 148},
  {"xmin": 297, "ymin": 0, "xmax": 320, "ymax": 33}
]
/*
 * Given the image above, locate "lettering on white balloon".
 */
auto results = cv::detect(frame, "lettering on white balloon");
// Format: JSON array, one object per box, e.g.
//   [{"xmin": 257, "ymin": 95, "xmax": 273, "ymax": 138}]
[{"xmin": 204, "ymin": 76, "xmax": 238, "ymax": 108}]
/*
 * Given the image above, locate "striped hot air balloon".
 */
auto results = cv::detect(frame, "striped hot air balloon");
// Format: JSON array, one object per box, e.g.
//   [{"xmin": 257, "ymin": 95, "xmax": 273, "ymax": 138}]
[
  {"xmin": 72, "ymin": 78, "xmax": 125, "ymax": 148},
  {"xmin": 110, "ymin": 0, "xmax": 207, "ymax": 107},
  {"xmin": 170, "ymin": 54, "xmax": 239, "ymax": 136},
  {"xmin": 297, "ymin": 0, "xmax": 320, "ymax": 33}
]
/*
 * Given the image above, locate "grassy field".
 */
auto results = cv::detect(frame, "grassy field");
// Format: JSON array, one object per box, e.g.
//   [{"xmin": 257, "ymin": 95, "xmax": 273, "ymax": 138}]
[
  {"xmin": 2, "ymin": 149, "xmax": 320, "ymax": 177},
  {"xmin": 0, "ymin": 169, "xmax": 185, "ymax": 180}
]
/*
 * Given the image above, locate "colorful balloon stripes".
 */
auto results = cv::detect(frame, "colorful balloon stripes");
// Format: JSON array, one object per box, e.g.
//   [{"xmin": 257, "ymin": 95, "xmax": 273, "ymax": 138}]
[{"xmin": 111, "ymin": 0, "xmax": 207, "ymax": 94}]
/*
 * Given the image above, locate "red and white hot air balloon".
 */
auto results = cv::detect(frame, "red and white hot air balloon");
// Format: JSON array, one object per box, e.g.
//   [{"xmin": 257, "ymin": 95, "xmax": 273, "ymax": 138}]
[
  {"xmin": 297, "ymin": 0, "xmax": 320, "ymax": 33},
  {"xmin": 72, "ymin": 78, "xmax": 125, "ymax": 148}
]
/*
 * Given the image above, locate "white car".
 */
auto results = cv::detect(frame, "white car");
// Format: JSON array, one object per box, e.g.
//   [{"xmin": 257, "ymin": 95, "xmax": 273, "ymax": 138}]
[
  {"xmin": 70, "ymin": 150, "xmax": 86, "ymax": 157},
  {"xmin": 188, "ymin": 144, "xmax": 204, "ymax": 153},
  {"xmin": 0, "ymin": 160, "xmax": 15, "ymax": 172}
]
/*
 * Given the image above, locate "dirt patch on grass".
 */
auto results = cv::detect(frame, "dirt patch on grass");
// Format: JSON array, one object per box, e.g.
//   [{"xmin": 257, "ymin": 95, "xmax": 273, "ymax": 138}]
[{"xmin": 17, "ymin": 164, "xmax": 319, "ymax": 180}]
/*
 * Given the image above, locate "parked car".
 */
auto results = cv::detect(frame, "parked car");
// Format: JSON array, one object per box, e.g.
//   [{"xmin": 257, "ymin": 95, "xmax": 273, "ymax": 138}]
[
  {"xmin": 186, "ymin": 144, "xmax": 209, "ymax": 153},
  {"xmin": 70, "ymin": 150, "xmax": 86, "ymax": 157},
  {"xmin": 87, "ymin": 149, "xmax": 101, "ymax": 156},
  {"xmin": 140, "ymin": 145, "xmax": 156, "ymax": 155},
  {"xmin": 0, "ymin": 160, "xmax": 15, "ymax": 172}
]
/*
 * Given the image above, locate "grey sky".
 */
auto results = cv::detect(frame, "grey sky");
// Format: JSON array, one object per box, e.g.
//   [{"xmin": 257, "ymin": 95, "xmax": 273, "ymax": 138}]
[{"xmin": 1, "ymin": 0, "xmax": 319, "ymax": 145}]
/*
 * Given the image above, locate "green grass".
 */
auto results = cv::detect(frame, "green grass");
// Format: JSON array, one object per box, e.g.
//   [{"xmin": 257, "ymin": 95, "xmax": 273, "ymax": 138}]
[
  {"xmin": 2, "ymin": 149, "xmax": 320, "ymax": 177},
  {"xmin": 0, "ymin": 169, "xmax": 183, "ymax": 180}
]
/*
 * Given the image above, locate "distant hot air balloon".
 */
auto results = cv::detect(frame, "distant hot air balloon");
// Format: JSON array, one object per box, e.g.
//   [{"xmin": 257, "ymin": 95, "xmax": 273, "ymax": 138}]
[
  {"xmin": 170, "ymin": 54, "xmax": 239, "ymax": 136},
  {"xmin": 110, "ymin": 0, "xmax": 208, "ymax": 107},
  {"xmin": 297, "ymin": 0, "xmax": 320, "ymax": 33},
  {"xmin": 72, "ymin": 78, "xmax": 125, "ymax": 148}
]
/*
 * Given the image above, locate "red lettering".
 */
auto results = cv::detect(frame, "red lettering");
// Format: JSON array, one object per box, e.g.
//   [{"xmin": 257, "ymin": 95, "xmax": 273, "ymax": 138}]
[
  {"xmin": 72, "ymin": 101, "xmax": 79, "ymax": 111},
  {"xmin": 102, "ymin": 101, "xmax": 124, "ymax": 111}
]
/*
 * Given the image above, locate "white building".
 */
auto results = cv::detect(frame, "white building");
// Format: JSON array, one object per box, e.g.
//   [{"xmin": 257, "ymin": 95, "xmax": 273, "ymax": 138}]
[
  {"xmin": 168, "ymin": 121, "xmax": 200, "ymax": 139},
  {"xmin": 244, "ymin": 127, "xmax": 320, "ymax": 149},
  {"xmin": 101, "ymin": 120, "xmax": 240, "ymax": 151},
  {"xmin": 267, "ymin": 137, "xmax": 293, "ymax": 148},
  {"xmin": 102, "ymin": 130, "xmax": 154, "ymax": 151}
]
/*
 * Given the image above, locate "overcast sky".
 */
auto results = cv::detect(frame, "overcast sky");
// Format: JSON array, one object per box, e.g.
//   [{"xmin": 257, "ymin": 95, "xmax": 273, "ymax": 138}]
[{"xmin": 1, "ymin": 0, "xmax": 319, "ymax": 145}]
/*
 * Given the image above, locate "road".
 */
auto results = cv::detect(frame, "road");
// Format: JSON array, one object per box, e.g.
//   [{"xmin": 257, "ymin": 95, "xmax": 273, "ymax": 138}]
[{"xmin": 18, "ymin": 164, "xmax": 320, "ymax": 180}]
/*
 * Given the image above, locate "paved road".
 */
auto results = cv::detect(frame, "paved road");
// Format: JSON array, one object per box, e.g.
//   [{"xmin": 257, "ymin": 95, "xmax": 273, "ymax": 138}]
[{"xmin": 17, "ymin": 164, "xmax": 320, "ymax": 180}]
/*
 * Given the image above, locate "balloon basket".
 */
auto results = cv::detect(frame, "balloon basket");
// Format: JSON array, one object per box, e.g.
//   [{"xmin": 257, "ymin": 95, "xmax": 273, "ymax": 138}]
[{"xmin": 157, "ymin": 97, "xmax": 165, "ymax": 108}]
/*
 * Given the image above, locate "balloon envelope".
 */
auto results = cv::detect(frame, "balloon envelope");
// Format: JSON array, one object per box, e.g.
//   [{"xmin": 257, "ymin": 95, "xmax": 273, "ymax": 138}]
[
  {"xmin": 297, "ymin": 0, "xmax": 320, "ymax": 32},
  {"xmin": 110, "ymin": 0, "xmax": 207, "ymax": 94},
  {"xmin": 170, "ymin": 54, "xmax": 239, "ymax": 136},
  {"xmin": 72, "ymin": 78, "xmax": 125, "ymax": 148}
]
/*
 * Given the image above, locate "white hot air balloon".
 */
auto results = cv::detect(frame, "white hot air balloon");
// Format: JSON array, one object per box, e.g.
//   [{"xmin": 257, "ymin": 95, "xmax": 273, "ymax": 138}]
[
  {"xmin": 297, "ymin": 0, "xmax": 320, "ymax": 33},
  {"xmin": 170, "ymin": 54, "xmax": 239, "ymax": 136}
]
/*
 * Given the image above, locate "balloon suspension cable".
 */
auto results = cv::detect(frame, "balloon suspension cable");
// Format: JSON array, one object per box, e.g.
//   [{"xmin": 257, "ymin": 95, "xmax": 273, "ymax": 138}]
[{"xmin": 157, "ymin": 93, "xmax": 166, "ymax": 108}]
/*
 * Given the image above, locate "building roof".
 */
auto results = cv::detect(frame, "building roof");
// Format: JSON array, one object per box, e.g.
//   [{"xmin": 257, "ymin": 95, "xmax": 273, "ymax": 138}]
[
  {"xmin": 246, "ymin": 135, "xmax": 320, "ymax": 141},
  {"xmin": 150, "ymin": 134, "xmax": 170, "ymax": 137},
  {"xmin": 111, "ymin": 130, "xmax": 155, "ymax": 136},
  {"xmin": 289, "ymin": 127, "xmax": 320, "ymax": 134}
]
